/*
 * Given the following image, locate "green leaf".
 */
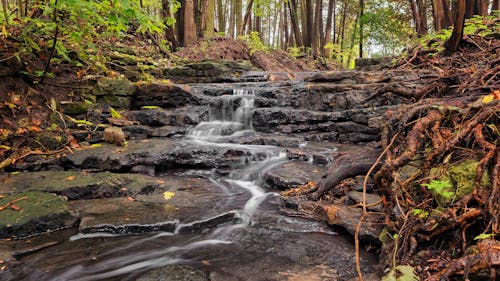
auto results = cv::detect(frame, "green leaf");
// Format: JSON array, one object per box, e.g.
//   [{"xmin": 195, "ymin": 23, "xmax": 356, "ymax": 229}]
[
  {"xmin": 110, "ymin": 107, "xmax": 122, "ymax": 119},
  {"xmin": 381, "ymin": 265, "xmax": 418, "ymax": 281},
  {"xmin": 140, "ymin": 106, "xmax": 161, "ymax": 110},
  {"xmin": 50, "ymin": 98, "xmax": 57, "ymax": 111},
  {"xmin": 474, "ymin": 233, "xmax": 495, "ymax": 240}
]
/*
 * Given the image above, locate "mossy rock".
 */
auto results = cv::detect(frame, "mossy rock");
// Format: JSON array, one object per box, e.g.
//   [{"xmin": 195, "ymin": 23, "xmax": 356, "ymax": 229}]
[
  {"xmin": 186, "ymin": 61, "xmax": 219, "ymax": 70},
  {"xmin": 97, "ymin": 95, "xmax": 131, "ymax": 108},
  {"xmin": 0, "ymin": 191, "xmax": 77, "ymax": 239},
  {"xmin": 59, "ymin": 101, "xmax": 90, "ymax": 115},
  {"xmin": 93, "ymin": 77, "xmax": 135, "ymax": 96},
  {"xmin": 428, "ymin": 160, "xmax": 490, "ymax": 206}
]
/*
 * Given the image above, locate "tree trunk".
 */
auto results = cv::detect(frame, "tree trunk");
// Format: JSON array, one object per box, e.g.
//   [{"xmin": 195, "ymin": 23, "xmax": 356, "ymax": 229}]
[
  {"xmin": 240, "ymin": 0, "xmax": 253, "ymax": 35},
  {"xmin": 303, "ymin": 0, "xmax": 313, "ymax": 49},
  {"xmin": 359, "ymin": 0, "xmax": 364, "ymax": 58},
  {"xmin": 492, "ymin": 0, "xmax": 500, "ymax": 17},
  {"xmin": 204, "ymin": 0, "xmax": 215, "ymax": 38},
  {"xmin": 311, "ymin": 0, "xmax": 321, "ymax": 57},
  {"xmin": 432, "ymin": 0, "xmax": 452, "ymax": 31},
  {"xmin": 234, "ymin": 0, "xmax": 242, "ymax": 36},
  {"xmin": 416, "ymin": 0, "xmax": 427, "ymax": 34},
  {"xmin": 288, "ymin": 0, "xmax": 303, "ymax": 47},
  {"xmin": 217, "ymin": 0, "xmax": 224, "ymax": 33},
  {"xmin": 445, "ymin": 0, "xmax": 465, "ymax": 53},
  {"xmin": 162, "ymin": 0, "xmax": 177, "ymax": 51},
  {"xmin": 323, "ymin": 0, "xmax": 335, "ymax": 56},
  {"xmin": 183, "ymin": 0, "xmax": 197, "ymax": 46},
  {"xmin": 175, "ymin": 0, "xmax": 185, "ymax": 44}
]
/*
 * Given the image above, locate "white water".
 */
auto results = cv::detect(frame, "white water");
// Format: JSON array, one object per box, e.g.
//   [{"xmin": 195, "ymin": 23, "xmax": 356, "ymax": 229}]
[{"xmin": 53, "ymin": 88, "xmax": 288, "ymax": 280}]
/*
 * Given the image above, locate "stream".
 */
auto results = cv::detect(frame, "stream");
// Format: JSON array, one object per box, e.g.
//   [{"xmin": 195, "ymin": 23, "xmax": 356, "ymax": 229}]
[{"xmin": 2, "ymin": 83, "xmax": 379, "ymax": 281}]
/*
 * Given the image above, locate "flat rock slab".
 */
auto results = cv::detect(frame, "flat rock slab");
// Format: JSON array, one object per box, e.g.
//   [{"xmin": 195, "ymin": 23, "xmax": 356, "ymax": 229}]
[
  {"xmin": 70, "ymin": 176, "xmax": 244, "ymax": 235},
  {"xmin": 61, "ymin": 139, "xmax": 176, "ymax": 171},
  {"xmin": 265, "ymin": 161, "xmax": 326, "ymax": 190},
  {"xmin": 0, "ymin": 191, "xmax": 78, "ymax": 239},
  {"xmin": 0, "ymin": 171, "xmax": 167, "ymax": 200}
]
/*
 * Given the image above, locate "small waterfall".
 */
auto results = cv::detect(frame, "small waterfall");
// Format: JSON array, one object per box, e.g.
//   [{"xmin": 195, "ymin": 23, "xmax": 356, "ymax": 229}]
[{"xmin": 187, "ymin": 89, "xmax": 255, "ymax": 140}]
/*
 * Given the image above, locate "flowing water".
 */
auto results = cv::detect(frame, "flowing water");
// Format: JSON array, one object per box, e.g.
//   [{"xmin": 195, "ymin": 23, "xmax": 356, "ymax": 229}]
[{"xmin": 3, "ymin": 87, "xmax": 378, "ymax": 281}]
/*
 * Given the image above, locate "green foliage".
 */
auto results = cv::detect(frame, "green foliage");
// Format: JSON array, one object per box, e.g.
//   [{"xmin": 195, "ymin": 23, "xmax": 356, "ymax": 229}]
[
  {"xmin": 12, "ymin": 0, "xmax": 167, "ymax": 70},
  {"xmin": 474, "ymin": 233, "xmax": 496, "ymax": 240},
  {"xmin": 287, "ymin": 46, "xmax": 301, "ymax": 58},
  {"xmin": 381, "ymin": 265, "xmax": 418, "ymax": 281},
  {"xmin": 109, "ymin": 107, "xmax": 123, "ymax": 119},
  {"xmin": 242, "ymin": 32, "xmax": 268, "ymax": 55},
  {"xmin": 412, "ymin": 208, "xmax": 429, "ymax": 219},
  {"xmin": 422, "ymin": 179, "xmax": 454, "ymax": 204}
]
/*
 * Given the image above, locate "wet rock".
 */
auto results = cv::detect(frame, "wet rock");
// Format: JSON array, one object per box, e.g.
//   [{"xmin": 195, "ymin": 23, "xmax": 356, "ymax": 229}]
[
  {"xmin": 93, "ymin": 77, "xmax": 135, "ymax": 96},
  {"xmin": 265, "ymin": 162, "xmax": 326, "ymax": 190},
  {"xmin": 0, "ymin": 171, "xmax": 167, "ymax": 200},
  {"xmin": 60, "ymin": 139, "xmax": 176, "ymax": 171},
  {"xmin": 73, "ymin": 130, "xmax": 104, "ymax": 144},
  {"xmin": 0, "ymin": 191, "xmax": 78, "ymax": 239},
  {"xmin": 150, "ymin": 125, "xmax": 186, "ymax": 137},
  {"xmin": 355, "ymin": 57, "xmax": 393, "ymax": 71},
  {"xmin": 132, "ymin": 82, "xmax": 198, "ymax": 109},
  {"xmin": 96, "ymin": 95, "xmax": 131, "ymax": 108},
  {"xmin": 347, "ymin": 191, "xmax": 383, "ymax": 212},
  {"xmin": 127, "ymin": 106, "xmax": 209, "ymax": 127},
  {"xmin": 137, "ymin": 265, "xmax": 207, "ymax": 281},
  {"xmin": 70, "ymin": 177, "xmax": 242, "ymax": 235}
]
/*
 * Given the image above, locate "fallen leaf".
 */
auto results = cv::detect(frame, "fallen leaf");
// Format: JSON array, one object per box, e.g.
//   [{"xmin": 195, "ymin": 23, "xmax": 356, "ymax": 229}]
[
  {"xmin": 127, "ymin": 196, "xmax": 134, "ymax": 201},
  {"xmin": 201, "ymin": 260, "xmax": 211, "ymax": 266},
  {"xmin": 493, "ymin": 89, "xmax": 500, "ymax": 100},
  {"xmin": 482, "ymin": 94, "xmax": 494, "ymax": 104},
  {"xmin": 163, "ymin": 191, "xmax": 175, "ymax": 200},
  {"xmin": 10, "ymin": 204, "xmax": 21, "ymax": 211},
  {"xmin": 29, "ymin": 126, "xmax": 42, "ymax": 132},
  {"xmin": 65, "ymin": 176, "xmax": 76, "ymax": 181}
]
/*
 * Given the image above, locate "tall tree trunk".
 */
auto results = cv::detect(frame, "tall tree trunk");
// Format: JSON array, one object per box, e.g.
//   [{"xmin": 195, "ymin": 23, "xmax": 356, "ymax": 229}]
[
  {"xmin": 234, "ymin": 0, "xmax": 242, "ymax": 36},
  {"xmin": 288, "ymin": 0, "xmax": 303, "ymax": 47},
  {"xmin": 466, "ymin": 0, "xmax": 488, "ymax": 17},
  {"xmin": 217, "ymin": 0, "xmax": 224, "ymax": 33},
  {"xmin": 183, "ymin": 0, "xmax": 197, "ymax": 45},
  {"xmin": 303, "ymin": 0, "xmax": 313, "ymax": 49},
  {"xmin": 204, "ymin": 0, "xmax": 215, "ymax": 37},
  {"xmin": 162, "ymin": 0, "xmax": 177, "ymax": 51},
  {"xmin": 323, "ymin": 0, "xmax": 335, "ymax": 56},
  {"xmin": 240, "ymin": 0, "xmax": 253, "ymax": 35},
  {"xmin": 432, "ymin": 0, "xmax": 452, "ymax": 31},
  {"xmin": 311, "ymin": 0, "xmax": 321, "ymax": 57},
  {"xmin": 359, "ymin": 0, "xmax": 364, "ymax": 58},
  {"xmin": 493, "ymin": 0, "xmax": 500, "ymax": 17},
  {"xmin": 229, "ymin": 1, "xmax": 235, "ymax": 37},
  {"xmin": 445, "ymin": 0, "xmax": 465, "ymax": 53},
  {"xmin": 416, "ymin": 0, "xmax": 427, "ymax": 34},
  {"xmin": 176, "ymin": 0, "xmax": 185, "ymax": 44}
]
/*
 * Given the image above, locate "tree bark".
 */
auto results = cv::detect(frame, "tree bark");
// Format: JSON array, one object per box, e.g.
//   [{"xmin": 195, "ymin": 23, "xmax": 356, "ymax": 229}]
[
  {"xmin": 217, "ymin": 0, "xmax": 224, "ymax": 33},
  {"xmin": 162, "ymin": 0, "xmax": 177, "ymax": 51},
  {"xmin": 359, "ymin": 0, "xmax": 364, "ymax": 58},
  {"xmin": 311, "ymin": 0, "xmax": 322, "ymax": 57},
  {"xmin": 288, "ymin": 0, "xmax": 303, "ymax": 47},
  {"xmin": 445, "ymin": 0, "xmax": 466, "ymax": 53},
  {"xmin": 492, "ymin": 0, "xmax": 500, "ymax": 17},
  {"xmin": 183, "ymin": 0, "xmax": 197, "ymax": 46},
  {"xmin": 303, "ymin": 0, "xmax": 313, "ymax": 49},
  {"xmin": 323, "ymin": 0, "xmax": 335, "ymax": 56},
  {"xmin": 240, "ymin": 0, "xmax": 253, "ymax": 35},
  {"xmin": 432, "ymin": 0, "xmax": 452, "ymax": 31},
  {"xmin": 234, "ymin": 0, "xmax": 242, "ymax": 36},
  {"xmin": 204, "ymin": 0, "xmax": 215, "ymax": 38}
]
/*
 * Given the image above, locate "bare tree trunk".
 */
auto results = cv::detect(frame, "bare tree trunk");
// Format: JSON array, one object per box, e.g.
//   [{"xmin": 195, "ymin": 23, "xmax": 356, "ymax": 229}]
[
  {"xmin": 183, "ymin": 0, "xmax": 197, "ymax": 45},
  {"xmin": 240, "ymin": 0, "xmax": 253, "ymax": 35},
  {"xmin": 416, "ymin": 0, "xmax": 427, "ymax": 34},
  {"xmin": 445, "ymin": 0, "xmax": 465, "ymax": 53},
  {"xmin": 234, "ymin": 0, "xmax": 242, "ymax": 36},
  {"xmin": 311, "ymin": 0, "xmax": 321, "ymax": 57},
  {"xmin": 162, "ymin": 0, "xmax": 178, "ymax": 50},
  {"xmin": 432, "ymin": 0, "xmax": 452, "ymax": 31},
  {"xmin": 493, "ymin": 0, "xmax": 500, "ymax": 17},
  {"xmin": 204, "ymin": 0, "xmax": 215, "ymax": 38},
  {"xmin": 288, "ymin": 0, "xmax": 303, "ymax": 47},
  {"xmin": 217, "ymin": 0, "xmax": 224, "ymax": 33},
  {"xmin": 323, "ymin": 0, "xmax": 335, "ymax": 56},
  {"xmin": 303, "ymin": 0, "xmax": 313, "ymax": 49},
  {"xmin": 359, "ymin": 0, "xmax": 364, "ymax": 58}
]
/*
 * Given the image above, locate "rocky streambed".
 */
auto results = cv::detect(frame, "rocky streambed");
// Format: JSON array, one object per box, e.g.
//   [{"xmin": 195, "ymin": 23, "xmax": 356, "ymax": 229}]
[{"xmin": 0, "ymin": 69, "xmax": 437, "ymax": 280}]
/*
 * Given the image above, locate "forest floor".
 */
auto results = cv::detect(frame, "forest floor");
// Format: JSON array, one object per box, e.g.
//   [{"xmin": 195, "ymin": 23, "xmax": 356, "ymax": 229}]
[{"xmin": 0, "ymin": 28, "xmax": 499, "ymax": 281}]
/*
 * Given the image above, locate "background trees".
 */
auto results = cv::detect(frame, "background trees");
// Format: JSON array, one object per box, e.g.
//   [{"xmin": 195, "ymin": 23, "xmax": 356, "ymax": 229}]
[{"xmin": 1, "ymin": 0, "xmax": 499, "ymax": 67}]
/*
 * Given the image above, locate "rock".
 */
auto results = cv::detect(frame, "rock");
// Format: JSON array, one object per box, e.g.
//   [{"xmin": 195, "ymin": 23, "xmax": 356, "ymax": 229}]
[
  {"xmin": 104, "ymin": 126, "xmax": 126, "ymax": 146},
  {"xmin": 126, "ymin": 106, "xmax": 209, "ymax": 127},
  {"xmin": 34, "ymin": 133, "xmax": 68, "ymax": 150},
  {"xmin": 136, "ymin": 265, "xmax": 207, "ymax": 281},
  {"xmin": 0, "ymin": 171, "xmax": 167, "ymax": 200},
  {"xmin": 92, "ymin": 77, "xmax": 135, "ymax": 96},
  {"xmin": 96, "ymin": 95, "xmax": 131, "ymax": 108},
  {"xmin": 132, "ymin": 82, "xmax": 199, "ymax": 109},
  {"xmin": 347, "ymin": 191, "xmax": 383, "ymax": 212},
  {"xmin": 60, "ymin": 139, "xmax": 176, "ymax": 171},
  {"xmin": 70, "ymin": 176, "xmax": 241, "ymax": 235},
  {"xmin": 355, "ymin": 57, "xmax": 393, "ymax": 71},
  {"xmin": 0, "ymin": 191, "xmax": 78, "ymax": 239},
  {"xmin": 265, "ymin": 162, "xmax": 326, "ymax": 190},
  {"xmin": 59, "ymin": 101, "xmax": 90, "ymax": 115}
]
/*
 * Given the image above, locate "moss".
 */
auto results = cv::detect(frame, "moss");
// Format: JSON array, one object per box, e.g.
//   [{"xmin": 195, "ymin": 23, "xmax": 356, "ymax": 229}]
[
  {"xmin": 93, "ymin": 77, "xmax": 135, "ymax": 96},
  {"xmin": 59, "ymin": 101, "xmax": 90, "ymax": 115},
  {"xmin": 428, "ymin": 160, "xmax": 490, "ymax": 205},
  {"xmin": 0, "ymin": 191, "xmax": 68, "ymax": 226}
]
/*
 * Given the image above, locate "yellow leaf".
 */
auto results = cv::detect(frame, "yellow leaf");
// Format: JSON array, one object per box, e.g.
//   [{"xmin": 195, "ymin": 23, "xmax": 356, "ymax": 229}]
[
  {"xmin": 482, "ymin": 94, "xmax": 494, "ymax": 104},
  {"xmin": 65, "ymin": 176, "xmax": 76, "ymax": 181},
  {"xmin": 1, "ymin": 25, "xmax": 9, "ymax": 38},
  {"xmin": 163, "ymin": 191, "xmax": 175, "ymax": 200}
]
